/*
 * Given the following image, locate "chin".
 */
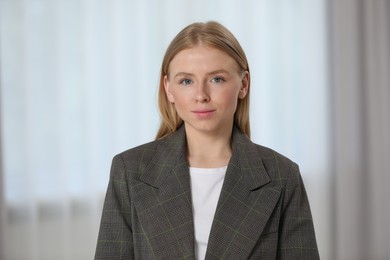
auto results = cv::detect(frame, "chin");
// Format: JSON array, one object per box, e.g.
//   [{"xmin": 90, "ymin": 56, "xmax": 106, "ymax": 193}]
[{"xmin": 186, "ymin": 121, "xmax": 229, "ymax": 135}]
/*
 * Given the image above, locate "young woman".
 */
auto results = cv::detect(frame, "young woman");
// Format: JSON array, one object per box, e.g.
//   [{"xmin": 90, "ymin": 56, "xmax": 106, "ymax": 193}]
[{"xmin": 95, "ymin": 21, "xmax": 319, "ymax": 260}]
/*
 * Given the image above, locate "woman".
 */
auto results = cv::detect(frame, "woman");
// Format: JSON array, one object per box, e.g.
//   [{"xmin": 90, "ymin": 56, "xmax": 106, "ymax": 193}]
[{"xmin": 95, "ymin": 21, "xmax": 319, "ymax": 259}]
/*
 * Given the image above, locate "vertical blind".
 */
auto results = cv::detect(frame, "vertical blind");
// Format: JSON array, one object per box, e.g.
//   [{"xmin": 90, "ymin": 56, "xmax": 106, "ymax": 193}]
[{"xmin": 0, "ymin": 0, "xmax": 329, "ymax": 259}]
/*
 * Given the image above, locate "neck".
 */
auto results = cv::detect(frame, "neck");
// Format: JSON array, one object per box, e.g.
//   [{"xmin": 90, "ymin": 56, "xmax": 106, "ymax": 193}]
[{"xmin": 185, "ymin": 125, "xmax": 233, "ymax": 168}]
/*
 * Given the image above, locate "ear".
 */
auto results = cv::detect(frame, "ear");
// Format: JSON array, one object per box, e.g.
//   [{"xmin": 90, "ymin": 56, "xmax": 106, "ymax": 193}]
[
  {"xmin": 164, "ymin": 75, "xmax": 175, "ymax": 103},
  {"xmin": 238, "ymin": 71, "xmax": 249, "ymax": 99}
]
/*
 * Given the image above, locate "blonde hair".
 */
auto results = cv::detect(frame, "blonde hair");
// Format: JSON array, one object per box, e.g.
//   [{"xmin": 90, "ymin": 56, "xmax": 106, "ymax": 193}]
[{"xmin": 156, "ymin": 21, "xmax": 250, "ymax": 139}]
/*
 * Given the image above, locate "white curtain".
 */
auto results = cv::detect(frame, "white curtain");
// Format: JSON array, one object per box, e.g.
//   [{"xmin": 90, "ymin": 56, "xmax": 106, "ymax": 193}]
[{"xmin": 1, "ymin": 0, "xmax": 330, "ymax": 259}]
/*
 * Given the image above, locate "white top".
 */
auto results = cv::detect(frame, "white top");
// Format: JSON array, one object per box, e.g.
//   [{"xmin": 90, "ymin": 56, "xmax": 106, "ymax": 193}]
[{"xmin": 189, "ymin": 166, "xmax": 227, "ymax": 260}]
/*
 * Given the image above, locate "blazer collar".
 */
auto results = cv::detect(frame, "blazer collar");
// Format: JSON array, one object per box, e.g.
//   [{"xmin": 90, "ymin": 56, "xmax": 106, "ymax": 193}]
[
  {"xmin": 228, "ymin": 124, "xmax": 271, "ymax": 190},
  {"xmin": 134, "ymin": 125, "xmax": 195, "ymax": 259},
  {"xmin": 205, "ymin": 126, "xmax": 281, "ymax": 259},
  {"xmin": 136, "ymin": 124, "xmax": 279, "ymax": 259},
  {"xmin": 139, "ymin": 124, "xmax": 188, "ymax": 189},
  {"xmin": 140, "ymin": 124, "xmax": 271, "ymax": 190}
]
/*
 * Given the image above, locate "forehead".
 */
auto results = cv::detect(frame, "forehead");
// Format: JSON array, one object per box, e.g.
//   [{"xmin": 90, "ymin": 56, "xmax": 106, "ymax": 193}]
[{"xmin": 168, "ymin": 45, "xmax": 239, "ymax": 73}]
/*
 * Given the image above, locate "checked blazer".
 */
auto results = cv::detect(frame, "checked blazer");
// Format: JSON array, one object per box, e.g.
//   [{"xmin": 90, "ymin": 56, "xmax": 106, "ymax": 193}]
[{"xmin": 95, "ymin": 125, "xmax": 320, "ymax": 259}]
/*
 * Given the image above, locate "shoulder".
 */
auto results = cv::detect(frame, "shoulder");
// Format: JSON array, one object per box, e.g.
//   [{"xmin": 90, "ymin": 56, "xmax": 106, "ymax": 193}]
[
  {"xmin": 254, "ymin": 144, "xmax": 298, "ymax": 168},
  {"xmin": 253, "ymin": 143, "xmax": 300, "ymax": 180},
  {"xmin": 112, "ymin": 138, "xmax": 162, "ymax": 172},
  {"xmin": 116, "ymin": 139, "xmax": 160, "ymax": 161},
  {"xmin": 232, "ymin": 126, "xmax": 300, "ymax": 181},
  {"xmin": 111, "ymin": 128, "xmax": 185, "ymax": 173}
]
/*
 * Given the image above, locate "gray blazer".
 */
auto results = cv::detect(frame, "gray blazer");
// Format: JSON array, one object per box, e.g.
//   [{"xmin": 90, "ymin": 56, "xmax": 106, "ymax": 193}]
[{"xmin": 95, "ymin": 125, "xmax": 319, "ymax": 259}]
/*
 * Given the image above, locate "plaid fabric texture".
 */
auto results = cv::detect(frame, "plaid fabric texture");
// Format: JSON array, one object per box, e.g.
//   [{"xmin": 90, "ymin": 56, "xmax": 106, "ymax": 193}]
[{"xmin": 95, "ymin": 125, "xmax": 320, "ymax": 259}]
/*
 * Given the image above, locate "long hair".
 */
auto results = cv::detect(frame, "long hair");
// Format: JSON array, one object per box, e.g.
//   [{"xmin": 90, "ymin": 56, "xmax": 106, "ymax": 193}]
[{"xmin": 156, "ymin": 21, "xmax": 251, "ymax": 139}]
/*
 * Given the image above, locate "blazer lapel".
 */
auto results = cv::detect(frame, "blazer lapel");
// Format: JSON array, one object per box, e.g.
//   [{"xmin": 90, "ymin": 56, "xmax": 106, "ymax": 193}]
[
  {"xmin": 205, "ymin": 127, "xmax": 282, "ymax": 259},
  {"xmin": 132, "ymin": 126, "xmax": 195, "ymax": 259}
]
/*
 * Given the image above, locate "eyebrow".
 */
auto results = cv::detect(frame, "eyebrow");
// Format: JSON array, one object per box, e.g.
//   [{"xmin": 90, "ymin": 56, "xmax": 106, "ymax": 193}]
[{"xmin": 173, "ymin": 69, "xmax": 230, "ymax": 79}]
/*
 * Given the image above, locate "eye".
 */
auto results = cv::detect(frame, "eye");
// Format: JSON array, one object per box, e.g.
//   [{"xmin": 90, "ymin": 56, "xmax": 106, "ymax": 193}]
[
  {"xmin": 179, "ymin": 78, "xmax": 193, "ymax": 85},
  {"xmin": 211, "ymin": 76, "xmax": 225, "ymax": 83}
]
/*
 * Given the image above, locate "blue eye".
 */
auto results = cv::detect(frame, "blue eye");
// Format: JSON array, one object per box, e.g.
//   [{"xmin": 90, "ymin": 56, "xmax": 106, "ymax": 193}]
[
  {"xmin": 180, "ymin": 79, "xmax": 193, "ymax": 85},
  {"xmin": 211, "ymin": 76, "xmax": 224, "ymax": 83}
]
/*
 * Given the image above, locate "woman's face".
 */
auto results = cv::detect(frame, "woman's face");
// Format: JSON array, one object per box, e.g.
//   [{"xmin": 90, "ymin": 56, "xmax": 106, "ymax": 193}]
[{"xmin": 164, "ymin": 45, "xmax": 249, "ymax": 136}]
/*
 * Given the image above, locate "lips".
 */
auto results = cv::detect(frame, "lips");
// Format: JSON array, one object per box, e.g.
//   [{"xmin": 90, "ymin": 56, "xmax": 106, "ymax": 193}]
[
  {"xmin": 192, "ymin": 109, "xmax": 216, "ymax": 118},
  {"xmin": 192, "ymin": 109, "xmax": 215, "ymax": 113}
]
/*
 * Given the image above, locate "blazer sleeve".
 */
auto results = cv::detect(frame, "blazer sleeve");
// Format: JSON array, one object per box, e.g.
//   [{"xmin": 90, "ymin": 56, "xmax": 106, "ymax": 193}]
[
  {"xmin": 277, "ymin": 163, "xmax": 320, "ymax": 259},
  {"xmin": 95, "ymin": 155, "xmax": 134, "ymax": 260}
]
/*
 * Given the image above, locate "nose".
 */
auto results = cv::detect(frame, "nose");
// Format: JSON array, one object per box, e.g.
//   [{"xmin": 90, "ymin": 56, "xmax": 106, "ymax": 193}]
[{"xmin": 195, "ymin": 83, "xmax": 210, "ymax": 102}]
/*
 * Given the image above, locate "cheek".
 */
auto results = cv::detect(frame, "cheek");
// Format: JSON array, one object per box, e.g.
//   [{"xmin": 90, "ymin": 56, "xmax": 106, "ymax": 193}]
[
  {"xmin": 170, "ymin": 91, "xmax": 189, "ymax": 110},
  {"xmin": 222, "ymin": 89, "xmax": 240, "ymax": 108}
]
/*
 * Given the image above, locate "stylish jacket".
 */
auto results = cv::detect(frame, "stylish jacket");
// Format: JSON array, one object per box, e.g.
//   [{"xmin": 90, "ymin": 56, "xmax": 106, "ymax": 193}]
[{"xmin": 95, "ymin": 125, "xmax": 320, "ymax": 259}]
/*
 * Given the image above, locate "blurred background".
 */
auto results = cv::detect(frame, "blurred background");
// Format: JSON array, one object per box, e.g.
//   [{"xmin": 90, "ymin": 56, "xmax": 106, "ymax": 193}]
[{"xmin": 0, "ymin": 0, "xmax": 389, "ymax": 259}]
